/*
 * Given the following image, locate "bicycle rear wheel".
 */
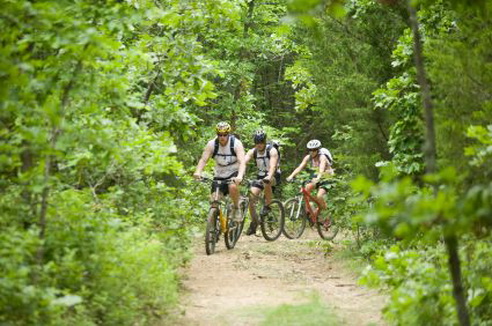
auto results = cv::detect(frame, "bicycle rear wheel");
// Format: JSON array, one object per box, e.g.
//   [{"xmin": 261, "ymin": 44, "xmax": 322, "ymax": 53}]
[
  {"xmin": 260, "ymin": 200, "xmax": 284, "ymax": 241},
  {"xmin": 316, "ymin": 210, "xmax": 339, "ymax": 240},
  {"xmin": 205, "ymin": 208, "xmax": 220, "ymax": 255},
  {"xmin": 282, "ymin": 198, "xmax": 306, "ymax": 239}
]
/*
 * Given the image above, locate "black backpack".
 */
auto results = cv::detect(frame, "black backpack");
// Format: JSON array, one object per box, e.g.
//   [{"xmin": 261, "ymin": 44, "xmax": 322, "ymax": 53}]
[{"xmin": 212, "ymin": 135, "xmax": 236, "ymax": 158}]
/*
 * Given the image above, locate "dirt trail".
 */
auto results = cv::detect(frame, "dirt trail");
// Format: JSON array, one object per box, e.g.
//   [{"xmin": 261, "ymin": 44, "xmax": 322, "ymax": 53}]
[{"xmin": 174, "ymin": 229, "xmax": 386, "ymax": 326}]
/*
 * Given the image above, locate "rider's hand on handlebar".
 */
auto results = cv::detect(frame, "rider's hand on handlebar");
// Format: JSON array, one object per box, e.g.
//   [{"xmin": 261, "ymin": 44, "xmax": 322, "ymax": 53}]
[
  {"xmin": 193, "ymin": 172, "xmax": 202, "ymax": 180},
  {"xmin": 233, "ymin": 176, "xmax": 243, "ymax": 185},
  {"xmin": 311, "ymin": 177, "xmax": 320, "ymax": 184},
  {"xmin": 262, "ymin": 175, "xmax": 271, "ymax": 184},
  {"xmin": 286, "ymin": 176, "xmax": 293, "ymax": 183}
]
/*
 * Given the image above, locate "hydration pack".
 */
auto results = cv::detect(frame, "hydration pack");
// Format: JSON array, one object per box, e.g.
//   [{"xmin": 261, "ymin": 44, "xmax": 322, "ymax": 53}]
[
  {"xmin": 253, "ymin": 140, "xmax": 280, "ymax": 162},
  {"xmin": 319, "ymin": 147, "xmax": 333, "ymax": 165},
  {"xmin": 212, "ymin": 135, "xmax": 236, "ymax": 158}
]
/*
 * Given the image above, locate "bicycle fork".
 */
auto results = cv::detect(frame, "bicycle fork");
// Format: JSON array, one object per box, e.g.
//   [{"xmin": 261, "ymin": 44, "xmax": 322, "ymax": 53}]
[
  {"xmin": 288, "ymin": 197, "xmax": 304, "ymax": 221},
  {"xmin": 219, "ymin": 208, "xmax": 227, "ymax": 233}
]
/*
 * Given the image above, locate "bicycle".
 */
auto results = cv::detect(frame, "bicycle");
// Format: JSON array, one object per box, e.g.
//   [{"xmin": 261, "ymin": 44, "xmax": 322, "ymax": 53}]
[
  {"xmin": 283, "ymin": 179, "xmax": 338, "ymax": 240},
  {"xmin": 199, "ymin": 177, "xmax": 247, "ymax": 255},
  {"xmin": 246, "ymin": 179, "xmax": 285, "ymax": 241}
]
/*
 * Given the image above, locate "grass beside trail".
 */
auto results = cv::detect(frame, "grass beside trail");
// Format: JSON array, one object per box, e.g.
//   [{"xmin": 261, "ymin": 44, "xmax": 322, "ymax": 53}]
[{"xmin": 259, "ymin": 295, "xmax": 340, "ymax": 326}]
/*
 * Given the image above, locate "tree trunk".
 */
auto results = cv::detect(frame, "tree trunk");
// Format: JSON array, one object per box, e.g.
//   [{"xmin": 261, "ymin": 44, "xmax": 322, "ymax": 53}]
[
  {"xmin": 445, "ymin": 235, "xmax": 471, "ymax": 326},
  {"xmin": 406, "ymin": 2, "xmax": 470, "ymax": 325},
  {"xmin": 406, "ymin": 1, "xmax": 437, "ymax": 174}
]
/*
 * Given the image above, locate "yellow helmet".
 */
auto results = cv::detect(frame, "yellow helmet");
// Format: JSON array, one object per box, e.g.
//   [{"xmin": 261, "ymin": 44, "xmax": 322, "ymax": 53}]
[{"xmin": 215, "ymin": 121, "xmax": 231, "ymax": 134}]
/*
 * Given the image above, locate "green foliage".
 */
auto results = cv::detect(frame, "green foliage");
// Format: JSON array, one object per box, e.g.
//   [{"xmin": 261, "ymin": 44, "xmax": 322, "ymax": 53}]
[
  {"xmin": 372, "ymin": 29, "xmax": 425, "ymax": 177},
  {"xmin": 0, "ymin": 0, "xmax": 223, "ymax": 324},
  {"xmin": 360, "ymin": 239, "xmax": 492, "ymax": 325},
  {"xmin": 425, "ymin": 1, "xmax": 492, "ymax": 184},
  {"xmin": 360, "ymin": 244, "xmax": 457, "ymax": 325},
  {"xmin": 465, "ymin": 125, "xmax": 492, "ymax": 167}
]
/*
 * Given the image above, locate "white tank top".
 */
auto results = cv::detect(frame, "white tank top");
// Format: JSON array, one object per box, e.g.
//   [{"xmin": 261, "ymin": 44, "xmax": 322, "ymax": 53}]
[{"xmin": 212, "ymin": 137, "xmax": 239, "ymax": 178}]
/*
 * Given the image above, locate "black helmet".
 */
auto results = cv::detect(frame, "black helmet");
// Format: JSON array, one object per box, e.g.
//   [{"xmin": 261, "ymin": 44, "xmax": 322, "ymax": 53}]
[{"xmin": 253, "ymin": 130, "xmax": 267, "ymax": 144}]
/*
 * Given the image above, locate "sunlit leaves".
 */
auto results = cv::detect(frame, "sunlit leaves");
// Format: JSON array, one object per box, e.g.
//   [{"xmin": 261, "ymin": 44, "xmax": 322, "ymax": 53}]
[{"xmin": 465, "ymin": 125, "xmax": 492, "ymax": 168}]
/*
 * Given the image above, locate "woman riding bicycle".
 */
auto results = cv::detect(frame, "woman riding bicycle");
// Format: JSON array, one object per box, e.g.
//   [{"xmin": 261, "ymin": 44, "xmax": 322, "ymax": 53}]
[{"xmin": 285, "ymin": 139, "xmax": 334, "ymax": 210}]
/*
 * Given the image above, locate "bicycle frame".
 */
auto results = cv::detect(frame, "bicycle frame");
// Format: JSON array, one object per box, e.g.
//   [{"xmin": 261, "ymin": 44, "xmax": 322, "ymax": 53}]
[
  {"xmin": 206, "ymin": 178, "xmax": 233, "ymax": 232},
  {"xmin": 299, "ymin": 185, "xmax": 324, "ymax": 223},
  {"xmin": 283, "ymin": 180, "xmax": 338, "ymax": 240},
  {"xmin": 200, "ymin": 177, "xmax": 246, "ymax": 254}
]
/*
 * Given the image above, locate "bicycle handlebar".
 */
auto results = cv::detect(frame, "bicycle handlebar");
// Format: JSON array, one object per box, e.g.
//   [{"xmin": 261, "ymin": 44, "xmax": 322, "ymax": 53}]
[{"xmin": 197, "ymin": 176, "xmax": 234, "ymax": 186}]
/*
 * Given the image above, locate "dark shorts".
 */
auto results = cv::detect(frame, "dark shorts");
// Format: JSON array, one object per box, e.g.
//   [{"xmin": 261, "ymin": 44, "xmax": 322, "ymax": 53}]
[
  {"xmin": 251, "ymin": 172, "xmax": 281, "ymax": 191},
  {"xmin": 306, "ymin": 174, "xmax": 336, "ymax": 192},
  {"xmin": 211, "ymin": 171, "xmax": 238, "ymax": 196}
]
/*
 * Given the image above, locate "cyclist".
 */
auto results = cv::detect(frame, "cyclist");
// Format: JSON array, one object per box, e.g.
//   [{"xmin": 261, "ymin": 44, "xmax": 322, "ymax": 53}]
[
  {"xmin": 193, "ymin": 122, "xmax": 246, "ymax": 221},
  {"xmin": 286, "ymin": 139, "xmax": 334, "ymax": 210},
  {"xmin": 244, "ymin": 130, "xmax": 280, "ymax": 235}
]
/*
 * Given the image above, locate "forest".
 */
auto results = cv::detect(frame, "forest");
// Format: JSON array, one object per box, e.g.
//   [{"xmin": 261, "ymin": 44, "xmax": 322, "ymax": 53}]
[{"xmin": 1, "ymin": 0, "xmax": 491, "ymax": 325}]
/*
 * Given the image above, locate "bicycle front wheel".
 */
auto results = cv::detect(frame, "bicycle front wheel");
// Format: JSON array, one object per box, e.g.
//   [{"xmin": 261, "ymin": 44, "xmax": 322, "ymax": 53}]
[
  {"xmin": 282, "ymin": 198, "xmax": 306, "ymax": 239},
  {"xmin": 205, "ymin": 208, "xmax": 220, "ymax": 255},
  {"xmin": 316, "ymin": 210, "xmax": 339, "ymax": 240},
  {"xmin": 225, "ymin": 204, "xmax": 242, "ymax": 249},
  {"xmin": 260, "ymin": 200, "xmax": 285, "ymax": 241}
]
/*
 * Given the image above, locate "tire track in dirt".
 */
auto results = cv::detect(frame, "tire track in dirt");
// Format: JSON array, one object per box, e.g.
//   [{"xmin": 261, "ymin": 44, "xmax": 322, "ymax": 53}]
[{"xmin": 173, "ymin": 228, "xmax": 387, "ymax": 326}]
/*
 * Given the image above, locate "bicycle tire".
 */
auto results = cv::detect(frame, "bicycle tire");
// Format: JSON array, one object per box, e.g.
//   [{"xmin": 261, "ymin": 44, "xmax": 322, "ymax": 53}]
[
  {"xmin": 282, "ymin": 198, "xmax": 306, "ymax": 239},
  {"xmin": 225, "ymin": 204, "xmax": 241, "ymax": 249},
  {"xmin": 238, "ymin": 198, "xmax": 248, "ymax": 235},
  {"xmin": 316, "ymin": 209, "xmax": 339, "ymax": 240},
  {"xmin": 260, "ymin": 199, "xmax": 285, "ymax": 241},
  {"xmin": 205, "ymin": 208, "xmax": 220, "ymax": 255}
]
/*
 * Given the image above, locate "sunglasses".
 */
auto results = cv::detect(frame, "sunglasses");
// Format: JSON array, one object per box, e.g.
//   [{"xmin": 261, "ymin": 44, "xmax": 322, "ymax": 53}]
[{"xmin": 217, "ymin": 133, "xmax": 229, "ymax": 137}]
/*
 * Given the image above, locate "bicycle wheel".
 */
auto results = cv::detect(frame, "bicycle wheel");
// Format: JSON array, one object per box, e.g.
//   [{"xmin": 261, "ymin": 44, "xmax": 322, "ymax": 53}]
[
  {"xmin": 225, "ymin": 204, "xmax": 241, "ymax": 249},
  {"xmin": 205, "ymin": 208, "xmax": 220, "ymax": 255},
  {"xmin": 282, "ymin": 198, "xmax": 306, "ymax": 239},
  {"xmin": 316, "ymin": 209, "xmax": 339, "ymax": 240},
  {"xmin": 238, "ymin": 198, "xmax": 248, "ymax": 235},
  {"xmin": 260, "ymin": 200, "xmax": 284, "ymax": 241}
]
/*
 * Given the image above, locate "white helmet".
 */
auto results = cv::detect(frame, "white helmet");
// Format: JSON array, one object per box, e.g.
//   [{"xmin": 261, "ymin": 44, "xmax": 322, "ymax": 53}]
[{"xmin": 306, "ymin": 139, "xmax": 322, "ymax": 150}]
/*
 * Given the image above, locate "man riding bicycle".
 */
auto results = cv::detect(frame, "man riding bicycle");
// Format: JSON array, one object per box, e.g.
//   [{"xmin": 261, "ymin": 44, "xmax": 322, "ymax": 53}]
[
  {"xmin": 193, "ymin": 122, "xmax": 246, "ymax": 221},
  {"xmin": 244, "ymin": 130, "xmax": 280, "ymax": 235},
  {"xmin": 286, "ymin": 139, "xmax": 334, "ymax": 211}
]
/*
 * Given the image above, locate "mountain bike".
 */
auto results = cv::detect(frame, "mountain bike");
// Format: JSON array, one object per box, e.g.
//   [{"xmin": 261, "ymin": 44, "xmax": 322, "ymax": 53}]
[
  {"xmin": 247, "ymin": 179, "xmax": 285, "ymax": 241},
  {"xmin": 283, "ymin": 179, "xmax": 338, "ymax": 240},
  {"xmin": 199, "ymin": 177, "xmax": 247, "ymax": 255}
]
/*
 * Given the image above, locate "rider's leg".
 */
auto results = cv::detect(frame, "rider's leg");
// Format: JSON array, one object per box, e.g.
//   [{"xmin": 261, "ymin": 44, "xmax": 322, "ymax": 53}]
[
  {"xmin": 305, "ymin": 182, "xmax": 315, "ymax": 193},
  {"xmin": 316, "ymin": 188, "xmax": 327, "ymax": 210},
  {"xmin": 248, "ymin": 186, "xmax": 261, "ymax": 223},
  {"xmin": 264, "ymin": 185, "xmax": 272, "ymax": 206},
  {"xmin": 264, "ymin": 176, "xmax": 276, "ymax": 206},
  {"xmin": 228, "ymin": 183, "xmax": 242, "ymax": 221},
  {"xmin": 229, "ymin": 183, "xmax": 240, "ymax": 208},
  {"xmin": 246, "ymin": 186, "xmax": 261, "ymax": 235}
]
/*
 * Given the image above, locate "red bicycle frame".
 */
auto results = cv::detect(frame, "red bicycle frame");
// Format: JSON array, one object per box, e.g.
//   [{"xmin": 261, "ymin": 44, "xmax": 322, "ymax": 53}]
[{"xmin": 299, "ymin": 184, "xmax": 324, "ymax": 224}]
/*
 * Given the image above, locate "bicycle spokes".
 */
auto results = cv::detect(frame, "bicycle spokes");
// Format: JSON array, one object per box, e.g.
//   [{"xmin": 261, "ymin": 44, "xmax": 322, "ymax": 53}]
[
  {"xmin": 260, "ymin": 200, "xmax": 284, "ymax": 241},
  {"xmin": 282, "ymin": 198, "xmax": 306, "ymax": 239},
  {"xmin": 316, "ymin": 212, "xmax": 338, "ymax": 241}
]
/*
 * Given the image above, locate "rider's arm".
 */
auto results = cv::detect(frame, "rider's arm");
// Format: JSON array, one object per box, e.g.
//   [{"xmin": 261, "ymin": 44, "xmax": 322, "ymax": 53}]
[
  {"xmin": 287, "ymin": 155, "xmax": 310, "ymax": 180},
  {"xmin": 265, "ymin": 147, "xmax": 279, "ymax": 181},
  {"xmin": 244, "ymin": 148, "xmax": 254, "ymax": 165},
  {"xmin": 234, "ymin": 140, "xmax": 246, "ymax": 182},
  {"xmin": 193, "ymin": 141, "xmax": 214, "ymax": 178}
]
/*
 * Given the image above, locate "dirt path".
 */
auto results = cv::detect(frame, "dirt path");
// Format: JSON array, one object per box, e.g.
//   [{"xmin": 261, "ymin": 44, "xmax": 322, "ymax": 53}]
[{"xmin": 174, "ymin": 228, "xmax": 386, "ymax": 326}]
